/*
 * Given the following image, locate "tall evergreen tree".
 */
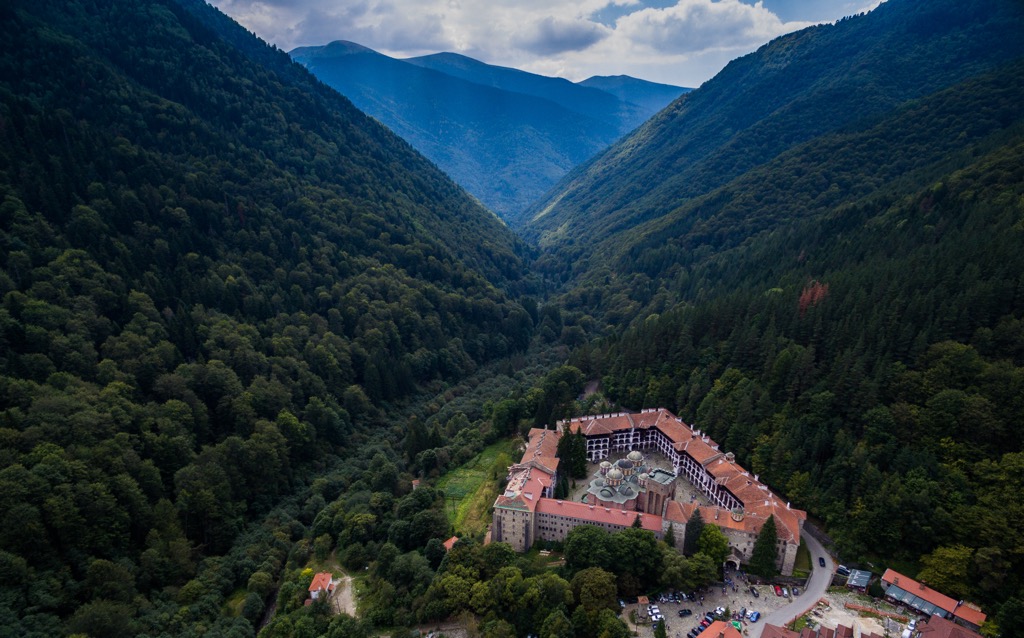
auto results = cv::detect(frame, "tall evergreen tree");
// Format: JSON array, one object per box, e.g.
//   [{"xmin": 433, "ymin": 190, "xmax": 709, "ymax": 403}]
[
  {"xmin": 683, "ymin": 510, "xmax": 704, "ymax": 555},
  {"xmin": 556, "ymin": 430, "xmax": 589, "ymax": 478},
  {"xmin": 665, "ymin": 523, "xmax": 676, "ymax": 548},
  {"xmin": 749, "ymin": 515, "xmax": 778, "ymax": 578}
]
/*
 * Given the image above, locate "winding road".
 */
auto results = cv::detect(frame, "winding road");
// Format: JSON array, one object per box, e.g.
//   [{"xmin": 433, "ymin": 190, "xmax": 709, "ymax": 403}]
[{"xmin": 748, "ymin": 531, "xmax": 834, "ymax": 638}]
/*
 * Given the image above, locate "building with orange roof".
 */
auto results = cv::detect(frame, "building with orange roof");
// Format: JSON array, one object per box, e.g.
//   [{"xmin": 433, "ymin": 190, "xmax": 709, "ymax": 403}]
[
  {"xmin": 881, "ymin": 570, "xmax": 986, "ymax": 630},
  {"xmin": 917, "ymin": 613, "xmax": 985, "ymax": 638},
  {"xmin": 704, "ymin": 620, "xmax": 745, "ymax": 638},
  {"xmin": 491, "ymin": 409, "xmax": 806, "ymax": 574},
  {"xmin": 442, "ymin": 536, "xmax": 460, "ymax": 551},
  {"xmin": 308, "ymin": 572, "xmax": 335, "ymax": 600}
]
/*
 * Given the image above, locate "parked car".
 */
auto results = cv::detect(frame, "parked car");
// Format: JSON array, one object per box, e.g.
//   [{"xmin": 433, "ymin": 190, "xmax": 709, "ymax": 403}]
[
  {"xmin": 773, "ymin": 585, "xmax": 783, "ymax": 596},
  {"xmin": 750, "ymin": 611, "xmax": 761, "ymax": 623},
  {"xmin": 819, "ymin": 556, "xmax": 826, "ymax": 568},
  {"xmin": 750, "ymin": 586, "xmax": 759, "ymax": 598},
  {"xmin": 652, "ymin": 614, "xmax": 665, "ymax": 622},
  {"xmin": 837, "ymin": 565, "xmax": 851, "ymax": 576},
  {"xmin": 715, "ymin": 606, "xmax": 726, "ymax": 616},
  {"xmin": 696, "ymin": 625, "xmax": 706, "ymax": 634},
  {"xmin": 679, "ymin": 609, "xmax": 693, "ymax": 617},
  {"xmin": 793, "ymin": 587, "xmax": 800, "ymax": 596},
  {"xmin": 782, "ymin": 587, "xmax": 790, "ymax": 598},
  {"xmin": 688, "ymin": 630, "xmax": 699, "ymax": 638},
  {"xmin": 701, "ymin": 619, "xmax": 711, "ymax": 628}
]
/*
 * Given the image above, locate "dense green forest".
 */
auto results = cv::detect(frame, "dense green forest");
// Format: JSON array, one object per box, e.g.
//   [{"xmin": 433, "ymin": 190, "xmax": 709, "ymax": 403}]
[
  {"xmin": 3, "ymin": 0, "xmax": 1024, "ymax": 636},
  {"xmin": 524, "ymin": 0, "xmax": 1024, "ymax": 258},
  {"xmin": 529, "ymin": 1, "xmax": 1024, "ymax": 633},
  {"xmin": 0, "ymin": 0, "xmax": 544, "ymax": 635}
]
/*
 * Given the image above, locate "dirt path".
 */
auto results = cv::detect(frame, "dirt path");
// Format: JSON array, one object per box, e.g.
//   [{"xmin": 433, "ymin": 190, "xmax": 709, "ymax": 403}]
[{"xmin": 332, "ymin": 576, "xmax": 356, "ymax": 617}]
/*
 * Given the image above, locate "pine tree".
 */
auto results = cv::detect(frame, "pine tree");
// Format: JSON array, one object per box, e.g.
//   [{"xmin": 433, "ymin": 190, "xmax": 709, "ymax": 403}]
[
  {"xmin": 683, "ymin": 509, "xmax": 704, "ymax": 555},
  {"xmin": 665, "ymin": 523, "xmax": 676, "ymax": 548},
  {"xmin": 750, "ymin": 515, "xmax": 778, "ymax": 577}
]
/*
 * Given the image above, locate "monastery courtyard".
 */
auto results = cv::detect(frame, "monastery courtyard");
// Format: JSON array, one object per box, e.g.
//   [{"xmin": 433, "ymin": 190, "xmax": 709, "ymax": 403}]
[{"xmin": 568, "ymin": 449, "xmax": 715, "ymax": 508}]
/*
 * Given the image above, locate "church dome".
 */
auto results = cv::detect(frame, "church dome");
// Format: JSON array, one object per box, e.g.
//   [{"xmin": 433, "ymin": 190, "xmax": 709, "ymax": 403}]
[
  {"xmin": 627, "ymin": 450, "xmax": 644, "ymax": 463},
  {"xmin": 617, "ymin": 459, "xmax": 634, "ymax": 470},
  {"xmin": 607, "ymin": 468, "xmax": 624, "ymax": 481},
  {"xmin": 600, "ymin": 460, "xmax": 612, "ymax": 468}
]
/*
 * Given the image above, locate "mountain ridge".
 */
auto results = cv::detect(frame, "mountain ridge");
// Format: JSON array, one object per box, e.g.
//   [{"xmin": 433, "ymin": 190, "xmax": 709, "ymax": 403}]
[
  {"xmin": 523, "ymin": 0, "xmax": 1024, "ymax": 255},
  {"xmin": 291, "ymin": 41, "xmax": 686, "ymax": 225}
]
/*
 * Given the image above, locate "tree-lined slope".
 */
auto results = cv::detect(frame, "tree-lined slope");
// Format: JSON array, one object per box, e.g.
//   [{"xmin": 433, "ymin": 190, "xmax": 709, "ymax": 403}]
[
  {"xmin": 524, "ymin": 0, "xmax": 1024, "ymax": 255},
  {"xmin": 543, "ymin": 0, "xmax": 1024, "ymax": 626},
  {"xmin": 0, "ymin": 0, "xmax": 535, "ymax": 634}
]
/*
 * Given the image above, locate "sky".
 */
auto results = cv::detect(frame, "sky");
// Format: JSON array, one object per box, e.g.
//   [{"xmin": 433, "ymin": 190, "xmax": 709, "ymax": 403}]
[{"xmin": 209, "ymin": 0, "xmax": 883, "ymax": 87}]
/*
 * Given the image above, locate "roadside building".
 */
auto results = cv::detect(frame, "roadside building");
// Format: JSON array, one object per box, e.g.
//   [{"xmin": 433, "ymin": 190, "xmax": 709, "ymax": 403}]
[
  {"xmin": 881, "ymin": 570, "xmax": 986, "ymax": 631},
  {"xmin": 846, "ymin": 569, "xmax": 872, "ymax": 592}
]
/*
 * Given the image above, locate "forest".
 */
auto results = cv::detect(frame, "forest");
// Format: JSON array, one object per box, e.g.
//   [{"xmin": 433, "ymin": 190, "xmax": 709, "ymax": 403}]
[{"xmin": 1, "ymin": 0, "xmax": 1023, "ymax": 636}]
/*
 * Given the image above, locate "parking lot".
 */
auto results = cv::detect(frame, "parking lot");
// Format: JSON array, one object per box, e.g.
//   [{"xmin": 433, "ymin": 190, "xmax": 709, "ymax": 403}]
[{"xmin": 624, "ymin": 571, "xmax": 807, "ymax": 638}]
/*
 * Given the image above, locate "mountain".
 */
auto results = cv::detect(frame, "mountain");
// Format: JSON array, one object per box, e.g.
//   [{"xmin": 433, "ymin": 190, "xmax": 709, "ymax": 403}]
[
  {"xmin": 403, "ymin": 52, "xmax": 678, "ymax": 133},
  {"xmin": 0, "ymin": 0, "xmax": 536, "ymax": 634},
  {"xmin": 577, "ymin": 75, "xmax": 692, "ymax": 115},
  {"xmin": 291, "ymin": 43, "xmax": 684, "ymax": 225},
  {"xmin": 523, "ymin": 0, "xmax": 1024, "ymax": 255},
  {"xmin": 532, "ymin": 0, "xmax": 1024, "ymax": 620}
]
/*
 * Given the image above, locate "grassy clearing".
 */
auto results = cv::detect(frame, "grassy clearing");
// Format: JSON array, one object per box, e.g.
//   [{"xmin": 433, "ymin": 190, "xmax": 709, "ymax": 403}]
[
  {"xmin": 795, "ymin": 537, "xmax": 812, "ymax": 572},
  {"xmin": 436, "ymin": 438, "xmax": 521, "ymax": 537},
  {"xmin": 224, "ymin": 588, "xmax": 247, "ymax": 616}
]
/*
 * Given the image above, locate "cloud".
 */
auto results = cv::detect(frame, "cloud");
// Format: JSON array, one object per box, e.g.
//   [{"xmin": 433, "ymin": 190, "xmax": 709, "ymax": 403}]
[
  {"xmin": 614, "ymin": 0, "xmax": 813, "ymax": 54},
  {"xmin": 208, "ymin": 0, "xmax": 857, "ymax": 85},
  {"xmin": 514, "ymin": 17, "xmax": 611, "ymax": 55}
]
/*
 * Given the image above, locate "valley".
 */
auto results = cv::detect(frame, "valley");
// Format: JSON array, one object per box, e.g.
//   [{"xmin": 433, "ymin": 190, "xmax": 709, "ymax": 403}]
[{"xmin": 0, "ymin": 0, "xmax": 1022, "ymax": 637}]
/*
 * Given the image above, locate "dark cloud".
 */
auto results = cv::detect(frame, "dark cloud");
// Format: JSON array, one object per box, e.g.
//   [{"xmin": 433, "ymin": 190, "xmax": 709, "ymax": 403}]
[{"xmin": 515, "ymin": 16, "xmax": 610, "ymax": 55}]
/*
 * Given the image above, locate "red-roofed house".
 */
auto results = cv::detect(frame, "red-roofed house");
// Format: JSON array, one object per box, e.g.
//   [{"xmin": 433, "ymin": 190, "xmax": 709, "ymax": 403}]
[
  {"xmin": 309, "ymin": 572, "xmax": 335, "ymax": 600},
  {"xmin": 491, "ymin": 409, "xmax": 807, "ymax": 574},
  {"xmin": 881, "ymin": 570, "xmax": 986, "ymax": 630},
  {"xmin": 918, "ymin": 614, "xmax": 985, "ymax": 638},
  {"xmin": 443, "ymin": 536, "xmax": 459, "ymax": 552}
]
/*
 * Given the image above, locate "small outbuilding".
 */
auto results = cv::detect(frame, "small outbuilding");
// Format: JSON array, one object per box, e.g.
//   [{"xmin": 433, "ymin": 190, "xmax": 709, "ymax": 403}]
[
  {"xmin": 309, "ymin": 572, "xmax": 335, "ymax": 600},
  {"xmin": 846, "ymin": 569, "xmax": 872, "ymax": 592}
]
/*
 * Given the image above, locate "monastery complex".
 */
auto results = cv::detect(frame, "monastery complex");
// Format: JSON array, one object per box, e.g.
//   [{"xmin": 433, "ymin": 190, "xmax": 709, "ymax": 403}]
[{"xmin": 491, "ymin": 408, "xmax": 807, "ymax": 575}]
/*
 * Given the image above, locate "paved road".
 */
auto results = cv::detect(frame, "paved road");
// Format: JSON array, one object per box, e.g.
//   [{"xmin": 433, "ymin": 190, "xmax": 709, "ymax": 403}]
[{"xmin": 748, "ymin": 531, "xmax": 834, "ymax": 638}]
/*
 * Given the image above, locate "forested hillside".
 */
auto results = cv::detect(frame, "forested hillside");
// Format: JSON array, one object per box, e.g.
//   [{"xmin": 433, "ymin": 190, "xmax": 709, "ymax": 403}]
[
  {"xmin": 0, "ymin": 0, "xmax": 538, "ymax": 634},
  {"xmin": 524, "ymin": 0, "xmax": 1024, "ymax": 256},
  {"xmin": 529, "ymin": 0, "xmax": 1024, "ymax": 629}
]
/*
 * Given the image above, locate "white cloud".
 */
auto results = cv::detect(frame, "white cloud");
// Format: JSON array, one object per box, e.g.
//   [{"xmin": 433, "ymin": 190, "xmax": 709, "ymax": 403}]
[
  {"xmin": 208, "ymin": 0, "xmax": 856, "ymax": 85},
  {"xmin": 614, "ymin": 0, "xmax": 813, "ymax": 54}
]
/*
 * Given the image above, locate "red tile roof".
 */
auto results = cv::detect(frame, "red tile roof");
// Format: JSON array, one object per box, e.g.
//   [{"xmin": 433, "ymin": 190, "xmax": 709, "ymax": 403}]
[
  {"xmin": 954, "ymin": 603, "xmax": 986, "ymax": 627},
  {"xmin": 534, "ymin": 498, "xmax": 663, "ymax": 533},
  {"xmin": 443, "ymin": 536, "xmax": 459, "ymax": 551},
  {"xmin": 882, "ymin": 569, "xmax": 958, "ymax": 612},
  {"xmin": 309, "ymin": 572, "xmax": 333, "ymax": 593},
  {"xmin": 704, "ymin": 620, "xmax": 745, "ymax": 638},
  {"xmin": 762, "ymin": 625, "xmax": 801, "ymax": 638},
  {"xmin": 918, "ymin": 615, "xmax": 984, "ymax": 638}
]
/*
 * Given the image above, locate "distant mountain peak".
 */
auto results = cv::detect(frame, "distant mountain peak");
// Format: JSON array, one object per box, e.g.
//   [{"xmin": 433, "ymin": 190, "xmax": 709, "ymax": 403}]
[{"xmin": 294, "ymin": 42, "xmax": 686, "ymax": 225}]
